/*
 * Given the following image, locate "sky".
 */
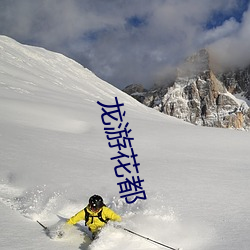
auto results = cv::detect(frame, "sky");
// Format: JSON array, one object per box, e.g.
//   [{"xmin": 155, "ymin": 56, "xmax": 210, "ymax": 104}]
[{"xmin": 0, "ymin": 0, "xmax": 249, "ymax": 89}]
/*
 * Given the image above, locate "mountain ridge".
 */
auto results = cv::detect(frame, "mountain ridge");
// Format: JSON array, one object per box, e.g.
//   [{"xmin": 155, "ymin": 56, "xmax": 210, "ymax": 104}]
[{"xmin": 123, "ymin": 49, "xmax": 250, "ymax": 130}]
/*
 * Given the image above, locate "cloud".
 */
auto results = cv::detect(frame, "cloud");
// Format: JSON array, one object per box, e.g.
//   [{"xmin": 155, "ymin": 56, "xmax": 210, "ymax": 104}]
[
  {"xmin": 200, "ymin": 18, "xmax": 240, "ymax": 45},
  {"xmin": 0, "ymin": 0, "xmax": 249, "ymax": 89},
  {"xmin": 209, "ymin": 4, "xmax": 250, "ymax": 69}
]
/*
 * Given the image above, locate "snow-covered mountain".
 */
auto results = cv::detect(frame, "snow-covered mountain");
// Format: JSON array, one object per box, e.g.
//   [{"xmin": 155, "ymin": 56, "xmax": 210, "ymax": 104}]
[
  {"xmin": 124, "ymin": 49, "xmax": 250, "ymax": 130},
  {"xmin": 0, "ymin": 36, "xmax": 250, "ymax": 250}
]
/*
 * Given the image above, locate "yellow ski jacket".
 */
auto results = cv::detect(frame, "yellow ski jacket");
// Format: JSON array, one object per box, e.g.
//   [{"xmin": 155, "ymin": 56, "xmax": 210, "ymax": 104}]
[{"xmin": 67, "ymin": 206, "xmax": 121, "ymax": 233}]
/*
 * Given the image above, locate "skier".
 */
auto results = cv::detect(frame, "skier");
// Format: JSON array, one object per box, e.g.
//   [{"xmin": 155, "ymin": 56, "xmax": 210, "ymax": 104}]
[{"xmin": 66, "ymin": 194, "xmax": 121, "ymax": 239}]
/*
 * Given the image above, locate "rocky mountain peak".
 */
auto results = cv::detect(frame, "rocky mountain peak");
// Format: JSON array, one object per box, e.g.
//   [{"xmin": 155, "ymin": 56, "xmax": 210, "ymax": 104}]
[
  {"xmin": 177, "ymin": 49, "xmax": 210, "ymax": 78},
  {"xmin": 123, "ymin": 49, "xmax": 250, "ymax": 130}
]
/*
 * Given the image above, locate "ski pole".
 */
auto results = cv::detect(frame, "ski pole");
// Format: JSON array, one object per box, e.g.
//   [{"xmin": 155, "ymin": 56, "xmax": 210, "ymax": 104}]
[
  {"xmin": 122, "ymin": 227, "xmax": 180, "ymax": 250},
  {"xmin": 37, "ymin": 220, "xmax": 48, "ymax": 231}
]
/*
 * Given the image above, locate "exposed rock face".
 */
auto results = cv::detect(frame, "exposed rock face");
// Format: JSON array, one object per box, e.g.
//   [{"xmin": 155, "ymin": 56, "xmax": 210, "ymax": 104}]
[
  {"xmin": 123, "ymin": 49, "xmax": 250, "ymax": 130},
  {"xmin": 217, "ymin": 66, "xmax": 250, "ymax": 99},
  {"xmin": 123, "ymin": 84, "xmax": 147, "ymax": 103}
]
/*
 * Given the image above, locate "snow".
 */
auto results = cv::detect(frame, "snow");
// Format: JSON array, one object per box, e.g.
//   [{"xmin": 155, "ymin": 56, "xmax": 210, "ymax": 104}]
[
  {"xmin": 0, "ymin": 35, "xmax": 250, "ymax": 250},
  {"xmin": 234, "ymin": 93, "xmax": 250, "ymax": 107}
]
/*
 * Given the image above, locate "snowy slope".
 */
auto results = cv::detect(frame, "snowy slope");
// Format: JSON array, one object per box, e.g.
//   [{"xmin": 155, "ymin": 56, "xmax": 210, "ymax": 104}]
[{"xmin": 0, "ymin": 36, "xmax": 250, "ymax": 250}]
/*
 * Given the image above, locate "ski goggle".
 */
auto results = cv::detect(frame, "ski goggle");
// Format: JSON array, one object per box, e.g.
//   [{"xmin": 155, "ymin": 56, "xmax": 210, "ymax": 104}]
[{"xmin": 90, "ymin": 204, "xmax": 100, "ymax": 212}]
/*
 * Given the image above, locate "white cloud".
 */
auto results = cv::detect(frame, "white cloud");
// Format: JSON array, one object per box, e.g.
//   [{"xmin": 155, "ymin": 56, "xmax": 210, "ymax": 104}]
[
  {"xmin": 209, "ymin": 5, "xmax": 250, "ymax": 68},
  {"xmin": 200, "ymin": 18, "xmax": 240, "ymax": 45},
  {"xmin": 0, "ymin": 0, "xmax": 249, "ymax": 88}
]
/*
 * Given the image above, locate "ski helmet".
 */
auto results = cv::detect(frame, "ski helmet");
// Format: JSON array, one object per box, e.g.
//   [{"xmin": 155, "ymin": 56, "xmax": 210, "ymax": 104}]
[{"xmin": 89, "ymin": 195, "xmax": 104, "ymax": 210}]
